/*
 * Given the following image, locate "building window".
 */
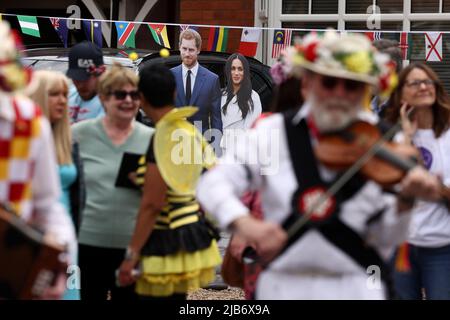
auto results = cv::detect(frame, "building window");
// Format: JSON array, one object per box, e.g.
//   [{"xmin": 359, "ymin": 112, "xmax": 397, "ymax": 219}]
[
  {"xmin": 312, "ymin": 0, "xmax": 339, "ymax": 14},
  {"xmin": 282, "ymin": 0, "xmax": 308, "ymax": 14},
  {"xmin": 443, "ymin": 0, "xmax": 450, "ymax": 12},
  {"xmin": 345, "ymin": 21, "xmax": 403, "ymax": 32},
  {"xmin": 410, "ymin": 21, "xmax": 450, "ymax": 93},
  {"xmin": 376, "ymin": 0, "xmax": 403, "ymax": 13},
  {"xmin": 411, "ymin": 0, "xmax": 439, "ymax": 13},
  {"xmin": 346, "ymin": 0, "xmax": 373, "ymax": 14},
  {"xmin": 282, "ymin": 21, "xmax": 338, "ymax": 41}
]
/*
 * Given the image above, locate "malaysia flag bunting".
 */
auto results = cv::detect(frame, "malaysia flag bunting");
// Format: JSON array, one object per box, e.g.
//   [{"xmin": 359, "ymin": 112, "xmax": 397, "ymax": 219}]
[
  {"xmin": 238, "ymin": 28, "xmax": 261, "ymax": 57},
  {"xmin": 272, "ymin": 29, "xmax": 292, "ymax": 59}
]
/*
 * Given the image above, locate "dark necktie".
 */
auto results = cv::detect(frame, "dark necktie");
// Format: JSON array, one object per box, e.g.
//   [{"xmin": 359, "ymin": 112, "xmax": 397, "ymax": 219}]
[{"xmin": 185, "ymin": 70, "xmax": 192, "ymax": 105}]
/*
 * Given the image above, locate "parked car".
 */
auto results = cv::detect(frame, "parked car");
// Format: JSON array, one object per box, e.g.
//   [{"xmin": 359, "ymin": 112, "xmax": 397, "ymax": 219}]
[
  {"xmin": 21, "ymin": 48, "xmax": 147, "ymax": 73},
  {"xmin": 22, "ymin": 48, "xmax": 274, "ymax": 111}
]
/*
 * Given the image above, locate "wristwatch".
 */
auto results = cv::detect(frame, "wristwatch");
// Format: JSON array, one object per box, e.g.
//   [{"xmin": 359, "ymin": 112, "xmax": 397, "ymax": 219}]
[{"xmin": 124, "ymin": 247, "xmax": 140, "ymax": 261}]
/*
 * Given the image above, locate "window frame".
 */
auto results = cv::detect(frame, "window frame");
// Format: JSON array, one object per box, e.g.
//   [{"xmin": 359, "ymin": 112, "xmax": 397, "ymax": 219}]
[{"xmin": 266, "ymin": 0, "xmax": 450, "ymax": 64}]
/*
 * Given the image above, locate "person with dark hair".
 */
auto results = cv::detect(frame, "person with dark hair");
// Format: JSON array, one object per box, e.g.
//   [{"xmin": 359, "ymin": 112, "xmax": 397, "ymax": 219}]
[
  {"xmin": 373, "ymin": 39, "xmax": 403, "ymax": 74},
  {"xmin": 220, "ymin": 53, "xmax": 262, "ymax": 152},
  {"xmin": 371, "ymin": 39, "xmax": 403, "ymax": 115},
  {"xmin": 384, "ymin": 62, "xmax": 450, "ymax": 299},
  {"xmin": 221, "ymin": 53, "xmax": 262, "ymax": 131},
  {"xmin": 67, "ymin": 41, "xmax": 106, "ymax": 124},
  {"xmin": 117, "ymin": 64, "xmax": 221, "ymax": 300},
  {"xmin": 270, "ymin": 76, "xmax": 303, "ymax": 113}
]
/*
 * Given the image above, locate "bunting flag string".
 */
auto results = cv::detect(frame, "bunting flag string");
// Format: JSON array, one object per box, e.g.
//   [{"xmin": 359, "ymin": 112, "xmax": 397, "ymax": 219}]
[{"xmin": 1, "ymin": 12, "xmax": 449, "ymax": 62}]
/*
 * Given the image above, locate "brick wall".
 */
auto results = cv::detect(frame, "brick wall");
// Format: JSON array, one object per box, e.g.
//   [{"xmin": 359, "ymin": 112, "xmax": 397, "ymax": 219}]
[{"xmin": 179, "ymin": 0, "xmax": 255, "ymax": 52}]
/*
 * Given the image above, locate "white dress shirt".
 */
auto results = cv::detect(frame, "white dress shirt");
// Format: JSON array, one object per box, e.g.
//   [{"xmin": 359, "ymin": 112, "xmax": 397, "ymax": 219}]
[{"xmin": 182, "ymin": 62, "xmax": 199, "ymax": 97}]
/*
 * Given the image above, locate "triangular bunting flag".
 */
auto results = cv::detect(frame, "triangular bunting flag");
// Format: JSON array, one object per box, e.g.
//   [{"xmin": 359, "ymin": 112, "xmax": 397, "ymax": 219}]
[
  {"xmin": 399, "ymin": 32, "xmax": 411, "ymax": 60},
  {"xmin": 115, "ymin": 22, "xmax": 136, "ymax": 48},
  {"xmin": 425, "ymin": 32, "xmax": 443, "ymax": 62},
  {"xmin": 365, "ymin": 31, "xmax": 382, "ymax": 41},
  {"xmin": 148, "ymin": 24, "xmax": 171, "ymax": 48},
  {"xmin": 180, "ymin": 25, "xmax": 198, "ymax": 32},
  {"xmin": 50, "ymin": 18, "xmax": 68, "ymax": 48},
  {"xmin": 82, "ymin": 20, "xmax": 102, "ymax": 48},
  {"xmin": 17, "ymin": 15, "xmax": 40, "ymax": 38},
  {"xmin": 272, "ymin": 29, "xmax": 292, "ymax": 58},
  {"xmin": 238, "ymin": 28, "xmax": 261, "ymax": 57},
  {"xmin": 207, "ymin": 27, "xmax": 229, "ymax": 52}
]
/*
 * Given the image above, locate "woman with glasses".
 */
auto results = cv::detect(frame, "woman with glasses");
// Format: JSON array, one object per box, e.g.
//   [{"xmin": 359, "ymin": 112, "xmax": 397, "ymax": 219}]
[
  {"xmin": 384, "ymin": 62, "xmax": 450, "ymax": 299},
  {"xmin": 72, "ymin": 63, "xmax": 154, "ymax": 300}
]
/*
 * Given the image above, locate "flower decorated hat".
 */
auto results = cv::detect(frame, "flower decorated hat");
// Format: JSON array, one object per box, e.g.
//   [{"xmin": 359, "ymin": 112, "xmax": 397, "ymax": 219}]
[
  {"xmin": 272, "ymin": 29, "xmax": 397, "ymax": 97},
  {"xmin": 0, "ymin": 21, "xmax": 33, "ymax": 94}
]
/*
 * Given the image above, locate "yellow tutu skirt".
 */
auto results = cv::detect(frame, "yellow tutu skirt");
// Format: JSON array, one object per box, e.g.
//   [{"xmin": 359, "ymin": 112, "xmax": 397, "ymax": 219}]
[{"xmin": 136, "ymin": 240, "xmax": 222, "ymax": 297}]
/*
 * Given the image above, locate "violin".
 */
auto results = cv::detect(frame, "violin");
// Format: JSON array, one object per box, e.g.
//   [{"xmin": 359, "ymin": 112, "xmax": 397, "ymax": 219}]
[
  {"xmin": 314, "ymin": 120, "xmax": 419, "ymax": 186},
  {"xmin": 242, "ymin": 119, "xmax": 450, "ymax": 267},
  {"xmin": 314, "ymin": 120, "xmax": 450, "ymax": 206}
]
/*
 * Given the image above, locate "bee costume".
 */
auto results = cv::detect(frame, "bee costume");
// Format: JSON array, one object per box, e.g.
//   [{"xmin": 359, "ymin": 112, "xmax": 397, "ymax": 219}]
[{"xmin": 136, "ymin": 107, "xmax": 222, "ymax": 297}]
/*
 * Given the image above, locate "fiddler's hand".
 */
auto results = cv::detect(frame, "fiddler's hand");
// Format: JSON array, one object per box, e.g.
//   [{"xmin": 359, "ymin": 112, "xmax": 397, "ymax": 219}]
[
  {"xmin": 400, "ymin": 166, "xmax": 442, "ymax": 203},
  {"xmin": 232, "ymin": 216, "xmax": 287, "ymax": 264}
]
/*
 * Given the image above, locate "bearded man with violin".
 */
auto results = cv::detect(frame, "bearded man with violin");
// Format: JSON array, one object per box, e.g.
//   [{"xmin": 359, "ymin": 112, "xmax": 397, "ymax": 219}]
[{"xmin": 197, "ymin": 30, "xmax": 445, "ymax": 300}]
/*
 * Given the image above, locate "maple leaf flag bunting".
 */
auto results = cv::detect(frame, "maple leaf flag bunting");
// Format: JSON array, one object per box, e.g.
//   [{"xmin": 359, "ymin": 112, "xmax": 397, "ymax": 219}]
[
  {"xmin": 425, "ymin": 32, "xmax": 443, "ymax": 62},
  {"xmin": 238, "ymin": 28, "xmax": 261, "ymax": 57}
]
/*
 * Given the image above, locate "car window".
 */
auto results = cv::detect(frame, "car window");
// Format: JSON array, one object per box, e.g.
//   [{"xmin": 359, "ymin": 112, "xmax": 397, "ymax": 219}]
[
  {"xmin": 32, "ymin": 60, "xmax": 68, "ymax": 73},
  {"xmin": 250, "ymin": 71, "xmax": 272, "ymax": 112}
]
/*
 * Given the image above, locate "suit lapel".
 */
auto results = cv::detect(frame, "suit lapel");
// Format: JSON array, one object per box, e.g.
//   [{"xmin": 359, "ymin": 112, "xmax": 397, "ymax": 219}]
[
  {"xmin": 190, "ymin": 66, "xmax": 206, "ymax": 105},
  {"xmin": 175, "ymin": 66, "xmax": 185, "ymax": 106}
]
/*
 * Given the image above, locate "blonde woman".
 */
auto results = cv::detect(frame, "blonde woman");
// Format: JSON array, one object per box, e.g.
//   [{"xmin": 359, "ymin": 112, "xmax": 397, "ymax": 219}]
[{"xmin": 27, "ymin": 70, "xmax": 85, "ymax": 300}]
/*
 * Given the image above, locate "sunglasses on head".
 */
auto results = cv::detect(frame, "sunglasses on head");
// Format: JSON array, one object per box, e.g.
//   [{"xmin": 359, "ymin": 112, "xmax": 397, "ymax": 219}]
[
  {"xmin": 110, "ymin": 90, "xmax": 140, "ymax": 100},
  {"xmin": 320, "ymin": 75, "xmax": 366, "ymax": 92}
]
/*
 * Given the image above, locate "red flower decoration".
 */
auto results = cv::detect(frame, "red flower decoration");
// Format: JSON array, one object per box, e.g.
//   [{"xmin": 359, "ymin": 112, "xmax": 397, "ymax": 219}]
[
  {"xmin": 304, "ymin": 41, "xmax": 319, "ymax": 62},
  {"xmin": 379, "ymin": 74, "xmax": 389, "ymax": 91},
  {"xmin": 11, "ymin": 30, "xmax": 24, "ymax": 50}
]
